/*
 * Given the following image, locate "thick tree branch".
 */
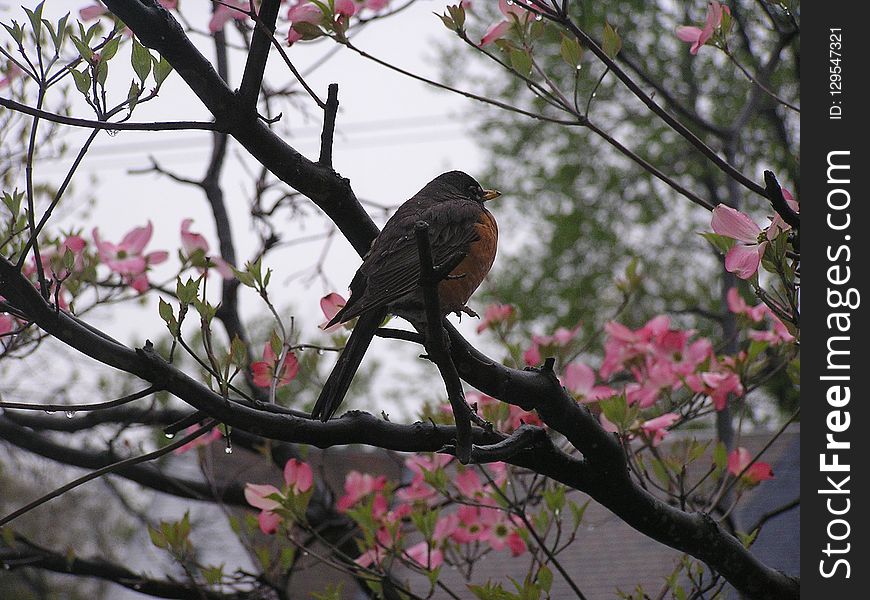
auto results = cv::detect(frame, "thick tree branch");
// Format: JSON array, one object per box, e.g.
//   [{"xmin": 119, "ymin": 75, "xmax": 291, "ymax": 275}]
[{"xmin": 1, "ymin": 532, "xmax": 248, "ymax": 599}]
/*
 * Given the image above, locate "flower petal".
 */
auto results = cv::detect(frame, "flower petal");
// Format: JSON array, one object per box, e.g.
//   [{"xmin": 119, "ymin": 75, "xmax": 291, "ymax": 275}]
[
  {"xmin": 724, "ymin": 244, "xmax": 763, "ymax": 279},
  {"xmin": 711, "ymin": 205, "xmax": 761, "ymax": 243}
]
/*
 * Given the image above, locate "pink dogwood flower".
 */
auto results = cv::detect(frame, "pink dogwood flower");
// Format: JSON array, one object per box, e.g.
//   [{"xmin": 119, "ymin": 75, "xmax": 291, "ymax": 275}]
[
  {"xmin": 173, "ymin": 427, "xmax": 223, "ymax": 455},
  {"xmin": 251, "ymin": 343, "xmax": 299, "ymax": 388},
  {"xmin": 318, "ymin": 292, "xmax": 347, "ymax": 332},
  {"xmin": 92, "ymin": 221, "xmax": 168, "ymax": 293},
  {"xmin": 179, "ymin": 219, "xmax": 234, "ymax": 279},
  {"xmin": 208, "ymin": 0, "xmax": 250, "ymax": 33},
  {"xmin": 523, "ymin": 324, "xmax": 581, "ymax": 365},
  {"xmin": 337, "ymin": 471, "xmax": 388, "ymax": 511},
  {"xmin": 711, "ymin": 191, "xmax": 797, "ymax": 280},
  {"xmin": 406, "ymin": 541, "xmax": 444, "ymax": 568},
  {"xmin": 686, "ymin": 368, "xmax": 743, "ymax": 411},
  {"xmin": 639, "ymin": 413, "xmax": 680, "ymax": 446},
  {"xmin": 561, "ymin": 362, "xmax": 616, "ymax": 402},
  {"xmin": 244, "ymin": 459, "xmax": 313, "ymax": 534},
  {"xmin": 0, "ymin": 314, "xmax": 16, "ymax": 336},
  {"xmin": 676, "ymin": 1, "xmax": 729, "ymax": 55},
  {"xmin": 476, "ymin": 303, "xmax": 515, "ymax": 333},
  {"xmin": 711, "ymin": 205, "xmax": 768, "ymax": 279},
  {"xmin": 480, "ymin": 0, "xmax": 534, "ymax": 46},
  {"xmin": 727, "ymin": 447, "xmax": 774, "ymax": 485}
]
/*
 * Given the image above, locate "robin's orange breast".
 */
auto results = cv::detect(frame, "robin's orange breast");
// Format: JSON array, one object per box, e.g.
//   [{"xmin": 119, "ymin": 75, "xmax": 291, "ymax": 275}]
[{"xmin": 437, "ymin": 209, "xmax": 498, "ymax": 313}]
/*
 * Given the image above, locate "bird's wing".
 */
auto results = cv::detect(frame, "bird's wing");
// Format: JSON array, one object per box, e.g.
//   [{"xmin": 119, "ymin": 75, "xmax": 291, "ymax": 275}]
[{"xmin": 332, "ymin": 201, "xmax": 482, "ymax": 323}]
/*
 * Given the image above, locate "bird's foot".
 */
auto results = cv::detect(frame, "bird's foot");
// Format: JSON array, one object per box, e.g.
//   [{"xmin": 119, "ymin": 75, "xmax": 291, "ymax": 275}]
[{"xmin": 458, "ymin": 305, "xmax": 479, "ymax": 319}]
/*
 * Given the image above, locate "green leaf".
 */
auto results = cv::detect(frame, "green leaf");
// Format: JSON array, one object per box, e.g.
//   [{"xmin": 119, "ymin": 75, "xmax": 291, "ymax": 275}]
[
  {"xmin": 131, "ymin": 38, "xmax": 151, "ymax": 82},
  {"xmin": 23, "ymin": 3, "xmax": 44, "ymax": 41},
  {"xmin": 543, "ymin": 484, "xmax": 566, "ymax": 512},
  {"xmin": 153, "ymin": 55, "xmax": 173, "ymax": 87},
  {"xmin": 70, "ymin": 35, "xmax": 94, "ymax": 64},
  {"xmin": 100, "ymin": 34, "xmax": 121, "ymax": 62},
  {"xmin": 62, "ymin": 248, "xmax": 75, "ymax": 271},
  {"xmin": 95, "ymin": 59, "xmax": 108, "ymax": 86},
  {"xmin": 435, "ymin": 12, "xmax": 455, "ymax": 31},
  {"xmin": 54, "ymin": 13, "xmax": 70, "ymax": 51},
  {"xmin": 147, "ymin": 524, "xmax": 167, "ymax": 549},
  {"xmin": 699, "ymin": 231, "xmax": 736, "ymax": 255},
  {"xmin": 509, "ymin": 48, "xmax": 532, "ymax": 76},
  {"xmin": 602, "ymin": 22, "xmax": 622, "ymax": 59},
  {"xmin": 2, "ymin": 190, "xmax": 23, "ymax": 217},
  {"xmin": 69, "ymin": 67, "xmax": 91, "ymax": 95},
  {"xmin": 737, "ymin": 529, "xmax": 759, "ymax": 547},
  {"xmin": 230, "ymin": 335, "xmax": 248, "ymax": 368},
  {"xmin": 599, "ymin": 394, "xmax": 628, "ymax": 429},
  {"xmin": 713, "ymin": 441, "xmax": 728, "ymax": 471},
  {"xmin": 537, "ymin": 565, "xmax": 553, "ymax": 593},
  {"xmin": 559, "ymin": 35, "xmax": 584, "ymax": 69},
  {"xmin": 127, "ymin": 80, "xmax": 140, "ymax": 112},
  {"xmin": 569, "ymin": 499, "xmax": 590, "ymax": 529},
  {"xmin": 446, "ymin": 4, "xmax": 466, "ymax": 30},
  {"xmin": 650, "ymin": 457, "xmax": 671, "ymax": 487},
  {"xmin": 2, "ymin": 21, "xmax": 24, "ymax": 45}
]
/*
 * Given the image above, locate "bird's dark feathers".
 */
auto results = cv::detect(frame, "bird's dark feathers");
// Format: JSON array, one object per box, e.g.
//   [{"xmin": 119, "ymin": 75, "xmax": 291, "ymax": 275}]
[{"xmin": 325, "ymin": 171, "xmax": 486, "ymax": 327}]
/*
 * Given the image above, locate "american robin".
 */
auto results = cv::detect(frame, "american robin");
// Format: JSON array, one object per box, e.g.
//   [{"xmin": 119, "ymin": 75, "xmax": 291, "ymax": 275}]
[{"xmin": 311, "ymin": 171, "xmax": 500, "ymax": 421}]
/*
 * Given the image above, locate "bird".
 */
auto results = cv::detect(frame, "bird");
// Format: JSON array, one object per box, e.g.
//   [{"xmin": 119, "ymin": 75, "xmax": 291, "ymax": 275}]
[{"xmin": 311, "ymin": 170, "xmax": 500, "ymax": 422}]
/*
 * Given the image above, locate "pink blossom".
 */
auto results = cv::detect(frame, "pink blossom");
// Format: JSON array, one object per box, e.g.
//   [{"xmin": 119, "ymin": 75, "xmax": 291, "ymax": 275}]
[
  {"xmin": 433, "ymin": 513, "xmax": 459, "ymax": 541},
  {"xmin": 506, "ymin": 404, "xmax": 542, "ymax": 431},
  {"xmin": 80, "ymin": 0, "xmax": 176, "ymax": 22},
  {"xmin": 209, "ymin": 0, "xmax": 250, "ymax": 33},
  {"xmin": 1, "ymin": 314, "xmax": 17, "ymax": 336},
  {"xmin": 523, "ymin": 324, "xmax": 581, "ymax": 365},
  {"xmin": 711, "ymin": 204, "xmax": 767, "ymax": 279},
  {"xmin": 451, "ymin": 505, "xmax": 490, "ymax": 543},
  {"xmin": 727, "ymin": 287, "xmax": 766, "ymax": 322},
  {"xmin": 748, "ymin": 312, "xmax": 795, "ymax": 344},
  {"xmin": 337, "ymin": 471, "xmax": 388, "ymax": 511},
  {"xmin": 173, "ymin": 427, "xmax": 223, "ymax": 454},
  {"xmin": 179, "ymin": 219, "xmax": 234, "ymax": 279},
  {"xmin": 639, "ymin": 413, "xmax": 680, "ymax": 446},
  {"xmin": 335, "ymin": 0, "xmax": 357, "ymax": 17},
  {"xmin": 600, "ymin": 316, "xmax": 670, "ymax": 377},
  {"xmin": 244, "ymin": 483, "xmax": 283, "ymax": 534},
  {"xmin": 251, "ymin": 343, "xmax": 299, "ymax": 388},
  {"xmin": 92, "ymin": 222, "xmax": 168, "ymax": 293},
  {"xmin": 506, "ymin": 530, "xmax": 527, "ymax": 556},
  {"xmin": 245, "ymin": 483, "xmax": 282, "ymax": 511},
  {"xmin": 768, "ymin": 188, "xmax": 799, "ymax": 238},
  {"xmin": 79, "ymin": 3, "xmax": 108, "ymax": 21},
  {"xmin": 0, "ymin": 63, "xmax": 23, "ymax": 89},
  {"xmin": 180, "ymin": 219, "xmax": 209, "ymax": 255},
  {"xmin": 728, "ymin": 447, "xmax": 774, "ymax": 485},
  {"xmin": 454, "ymin": 468, "xmax": 483, "ymax": 497},
  {"xmin": 676, "ymin": 2, "xmax": 729, "ymax": 55},
  {"xmin": 479, "ymin": 0, "xmax": 534, "ymax": 46},
  {"xmin": 283, "ymin": 458, "xmax": 314, "ymax": 494},
  {"xmin": 354, "ymin": 527, "xmax": 396, "ymax": 567},
  {"xmin": 406, "ymin": 541, "xmax": 444, "ymax": 568},
  {"xmin": 287, "ymin": 0, "xmax": 324, "ymax": 23},
  {"xmin": 362, "ymin": 0, "xmax": 391, "ymax": 10},
  {"xmin": 687, "ymin": 369, "xmax": 743, "ymax": 410},
  {"xmin": 476, "ymin": 303, "xmax": 515, "ymax": 333},
  {"xmin": 318, "ymin": 292, "xmax": 347, "ymax": 332},
  {"xmin": 561, "ymin": 362, "xmax": 615, "ymax": 402}
]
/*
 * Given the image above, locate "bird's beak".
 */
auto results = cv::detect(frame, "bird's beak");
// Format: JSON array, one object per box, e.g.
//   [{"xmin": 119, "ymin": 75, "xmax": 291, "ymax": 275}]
[{"xmin": 481, "ymin": 189, "xmax": 501, "ymax": 202}]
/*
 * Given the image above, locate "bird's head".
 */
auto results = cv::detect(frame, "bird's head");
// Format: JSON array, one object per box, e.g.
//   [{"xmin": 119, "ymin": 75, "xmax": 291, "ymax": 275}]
[{"xmin": 429, "ymin": 170, "xmax": 501, "ymax": 204}]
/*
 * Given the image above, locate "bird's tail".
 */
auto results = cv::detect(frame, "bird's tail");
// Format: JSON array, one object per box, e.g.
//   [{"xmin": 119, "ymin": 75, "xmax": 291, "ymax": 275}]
[{"xmin": 311, "ymin": 308, "xmax": 386, "ymax": 421}]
